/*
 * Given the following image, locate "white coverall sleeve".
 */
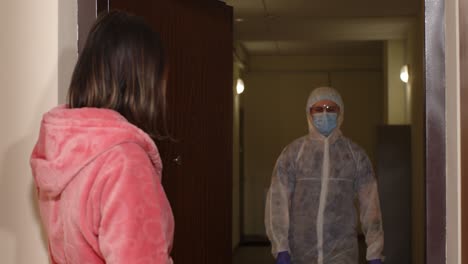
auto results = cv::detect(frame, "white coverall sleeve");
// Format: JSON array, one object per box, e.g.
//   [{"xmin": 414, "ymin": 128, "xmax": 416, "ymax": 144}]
[
  {"xmin": 265, "ymin": 147, "xmax": 295, "ymax": 257},
  {"xmin": 356, "ymin": 151, "xmax": 384, "ymax": 261}
]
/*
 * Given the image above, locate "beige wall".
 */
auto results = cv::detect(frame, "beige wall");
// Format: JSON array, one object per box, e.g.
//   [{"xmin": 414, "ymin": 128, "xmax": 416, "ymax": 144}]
[
  {"xmin": 406, "ymin": 15, "xmax": 426, "ymax": 264},
  {"xmin": 232, "ymin": 43, "xmax": 250, "ymax": 249},
  {"xmin": 385, "ymin": 39, "xmax": 410, "ymax": 124},
  {"xmin": 446, "ymin": 0, "xmax": 461, "ymax": 262},
  {"xmin": 0, "ymin": 1, "xmax": 77, "ymax": 263},
  {"xmin": 232, "ymin": 53, "xmax": 242, "ymax": 250},
  {"xmin": 243, "ymin": 55, "xmax": 383, "ymax": 236},
  {"xmin": 232, "ymin": 80, "xmax": 241, "ymax": 250},
  {"xmin": 382, "ymin": 24, "xmax": 426, "ymax": 264},
  {"xmin": 382, "ymin": 24, "xmax": 426, "ymax": 263}
]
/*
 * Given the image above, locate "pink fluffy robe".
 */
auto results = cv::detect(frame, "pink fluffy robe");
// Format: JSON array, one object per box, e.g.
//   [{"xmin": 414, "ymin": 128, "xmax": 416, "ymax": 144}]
[{"xmin": 30, "ymin": 105, "xmax": 174, "ymax": 264}]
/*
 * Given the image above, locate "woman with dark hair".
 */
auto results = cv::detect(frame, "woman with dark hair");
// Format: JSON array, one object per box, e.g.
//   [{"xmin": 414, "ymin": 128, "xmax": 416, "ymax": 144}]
[{"xmin": 30, "ymin": 11, "xmax": 174, "ymax": 263}]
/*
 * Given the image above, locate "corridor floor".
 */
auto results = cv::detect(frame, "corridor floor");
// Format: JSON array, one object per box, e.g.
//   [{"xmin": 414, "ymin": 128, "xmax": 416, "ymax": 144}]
[{"xmin": 233, "ymin": 246, "xmax": 274, "ymax": 264}]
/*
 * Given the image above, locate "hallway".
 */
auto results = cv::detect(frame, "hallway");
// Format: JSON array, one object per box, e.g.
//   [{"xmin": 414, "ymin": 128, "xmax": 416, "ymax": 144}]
[
  {"xmin": 233, "ymin": 246, "xmax": 274, "ymax": 264},
  {"xmin": 233, "ymin": 239, "xmax": 367, "ymax": 264}
]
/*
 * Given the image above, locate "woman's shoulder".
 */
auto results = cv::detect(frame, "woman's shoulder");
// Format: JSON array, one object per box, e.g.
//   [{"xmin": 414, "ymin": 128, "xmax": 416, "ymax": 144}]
[{"xmin": 99, "ymin": 142, "xmax": 156, "ymax": 168}]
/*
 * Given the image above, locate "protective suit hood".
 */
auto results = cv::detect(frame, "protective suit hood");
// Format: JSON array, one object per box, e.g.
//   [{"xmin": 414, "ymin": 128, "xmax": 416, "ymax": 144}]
[{"xmin": 305, "ymin": 87, "xmax": 344, "ymax": 137}]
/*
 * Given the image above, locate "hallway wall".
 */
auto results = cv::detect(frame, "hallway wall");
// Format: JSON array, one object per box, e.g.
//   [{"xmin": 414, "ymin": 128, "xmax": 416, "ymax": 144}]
[{"xmin": 0, "ymin": 1, "xmax": 77, "ymax": 263}]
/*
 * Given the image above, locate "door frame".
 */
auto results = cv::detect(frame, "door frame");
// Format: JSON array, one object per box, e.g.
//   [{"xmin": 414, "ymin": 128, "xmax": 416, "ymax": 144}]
[
  {"xmin": 424, "ymin": 0, "xmax": 446, "ymax": 263},
  {"xmin": 460, "ymin": 0, "xmax": 468, "ymax": 262},
  {"xmin": 78, "ymin": 0, "xmax": 447, "ymax": 261}
]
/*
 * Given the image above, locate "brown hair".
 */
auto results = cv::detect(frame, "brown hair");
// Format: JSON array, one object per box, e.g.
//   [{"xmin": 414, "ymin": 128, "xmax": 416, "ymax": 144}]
[{"xmin": 68, "ymin": 10, "xmax": 168, "ymax": 140}]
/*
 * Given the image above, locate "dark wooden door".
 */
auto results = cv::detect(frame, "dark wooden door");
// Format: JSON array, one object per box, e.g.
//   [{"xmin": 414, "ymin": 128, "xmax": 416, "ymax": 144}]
[{"xmin": 100, "ymin": 1, "xmax": 233, "ymax": 263}]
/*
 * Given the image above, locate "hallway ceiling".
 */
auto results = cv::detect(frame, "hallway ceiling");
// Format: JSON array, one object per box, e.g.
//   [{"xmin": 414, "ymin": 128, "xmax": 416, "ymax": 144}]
[{"xmin": 224, "ymin": 0, "xmax": 421, "ymax": 56}]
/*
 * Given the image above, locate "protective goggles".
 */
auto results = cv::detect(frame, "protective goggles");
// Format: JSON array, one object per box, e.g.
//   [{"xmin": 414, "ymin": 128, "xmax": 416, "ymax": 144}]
[{"xmin": 309, "ymin": 105, "xmax": 340, "ymax": 113}]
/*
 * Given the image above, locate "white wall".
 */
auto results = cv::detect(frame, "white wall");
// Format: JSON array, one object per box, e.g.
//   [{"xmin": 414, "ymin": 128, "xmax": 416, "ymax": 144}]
[
  {"xmin": 0, "ymin": 1, "xmax": 77, "ymax": 263},
  {"xmin": 445, "ymin": 0, "xmax": 461, "ymax": 262}
]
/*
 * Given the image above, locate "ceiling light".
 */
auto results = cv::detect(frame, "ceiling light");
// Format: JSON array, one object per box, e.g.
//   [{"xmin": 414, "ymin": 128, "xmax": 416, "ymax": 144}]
[
  {"xmin": 236, "ymin": 78, "xmax": 245, "ymax": 94},
  {"xmin": 400, "ymin": 65, "xmax": 409, "ymax": 83},
  {"xmin": 235, "ymin": 18, "xmax": 244, "ymax": 22}
]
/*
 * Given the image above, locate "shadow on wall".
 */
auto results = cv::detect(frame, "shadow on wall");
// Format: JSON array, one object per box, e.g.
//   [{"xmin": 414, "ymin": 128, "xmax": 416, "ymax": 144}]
[
  {"xmin": 0, "ymin": 63, "xmax": 54, "ymax": 261},
  {"xmin": 0, "ymin": 46, "xmax": 76, "ymax": 263},
  {"xmin": 0, "ymin": 137, "xmax": 48, "ymax": 263}
]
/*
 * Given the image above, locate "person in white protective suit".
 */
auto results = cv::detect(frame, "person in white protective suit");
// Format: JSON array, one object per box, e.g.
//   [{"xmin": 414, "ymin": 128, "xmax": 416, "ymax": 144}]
[{"xmin": 265, "ymin": 87, "xmax": 384, "ymax": 264}]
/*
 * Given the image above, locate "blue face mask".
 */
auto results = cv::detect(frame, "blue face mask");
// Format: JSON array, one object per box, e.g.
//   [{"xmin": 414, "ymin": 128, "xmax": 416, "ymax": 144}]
[{"xmin": 312, "ymin": 112, "xmax": 338, "ymax": 137}]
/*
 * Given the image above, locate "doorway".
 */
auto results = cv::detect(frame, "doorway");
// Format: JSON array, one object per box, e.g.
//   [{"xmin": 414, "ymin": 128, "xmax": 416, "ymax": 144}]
[
  {"xmin": 76, "ymin": 0, "xmax": 448, "ymax": 263},
  {"xmin": 228, "ymin": 0, "xmax": 444, "ymax": 264}
]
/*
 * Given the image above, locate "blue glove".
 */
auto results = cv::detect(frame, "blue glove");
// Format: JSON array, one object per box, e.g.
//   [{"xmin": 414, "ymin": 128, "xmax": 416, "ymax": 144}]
[
  {"xmin": 276, "ymin": 251, "xmax": 291, "ymax": 264},
  {"xmin": 369, "ymin": 259, "xmax": 382, "ymax": 264}
]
